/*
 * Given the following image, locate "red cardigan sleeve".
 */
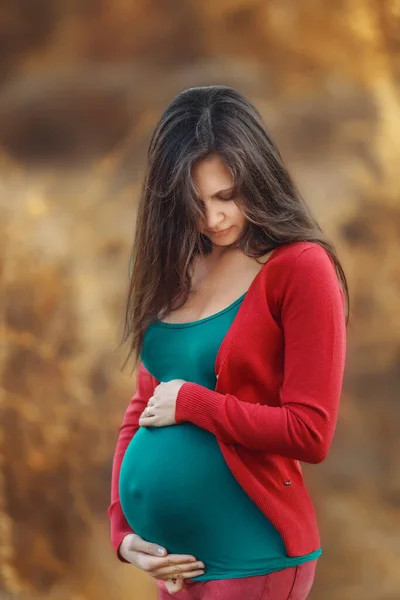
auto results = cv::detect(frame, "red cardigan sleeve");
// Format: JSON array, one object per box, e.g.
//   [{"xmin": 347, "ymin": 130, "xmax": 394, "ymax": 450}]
[
  {"xmin": 175, "ymin": 246, "xmax": 347, "ymax": 464},
  {"xmin": 108, "ymin": 361, "xmax": 155, "ymax": 561}
]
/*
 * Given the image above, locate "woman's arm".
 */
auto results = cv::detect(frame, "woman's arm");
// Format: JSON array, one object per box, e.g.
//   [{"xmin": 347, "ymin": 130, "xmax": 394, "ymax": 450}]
[
  {"xmin": 108, "ymin": 361, "xmax": 155, "ymax": 561},
  {"xmin": 175, "ymin": 246, "xmax": 347, "ymax": 463}
]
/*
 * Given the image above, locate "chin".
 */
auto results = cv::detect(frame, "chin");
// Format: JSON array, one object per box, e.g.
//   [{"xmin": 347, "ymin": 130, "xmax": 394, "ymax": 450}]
[
  {"xmin": 212, "ymin": 238, "xmax": 237, "ymax": 247},
  {"xmin": 203, "ymin": 227, "xmax": 235, "ymax": 244},
  {"xmin": 213, "ymin": 231, "xmax": 241, "ymax": 247}
]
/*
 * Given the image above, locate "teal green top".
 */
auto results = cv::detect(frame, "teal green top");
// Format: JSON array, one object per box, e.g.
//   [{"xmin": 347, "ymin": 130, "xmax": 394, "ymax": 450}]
[{"xmin": 119, "ymin": 293, "xmax": 321, "ymax": 580}]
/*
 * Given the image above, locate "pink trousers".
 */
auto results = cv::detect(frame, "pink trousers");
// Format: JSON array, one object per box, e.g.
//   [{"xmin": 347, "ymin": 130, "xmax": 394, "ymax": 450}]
[{"xmin": 156, "ymin": 560, "xmax": 317, "ymax": 600}]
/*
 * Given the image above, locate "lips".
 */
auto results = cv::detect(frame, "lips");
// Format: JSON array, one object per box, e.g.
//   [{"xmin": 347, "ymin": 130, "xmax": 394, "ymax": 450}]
[{"xmin": 209, "ymin": 226, "xmax": 232, "ymax": 235}]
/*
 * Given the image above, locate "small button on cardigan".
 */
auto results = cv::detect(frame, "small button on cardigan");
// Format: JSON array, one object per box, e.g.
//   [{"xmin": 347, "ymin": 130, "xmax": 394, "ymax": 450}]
[{"xmin": 108, "ymin": 241, "xmax": 347, "ymax": 559}]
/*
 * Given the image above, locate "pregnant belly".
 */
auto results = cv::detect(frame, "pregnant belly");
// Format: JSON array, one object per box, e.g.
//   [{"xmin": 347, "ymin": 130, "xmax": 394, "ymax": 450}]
[
  {"xmin": 119, "ymin": 423, "xmax": 232, "ymax": 549},
  {"xmin": 119, "ymin": 423, "xmax": 289, "ymax": 578}
]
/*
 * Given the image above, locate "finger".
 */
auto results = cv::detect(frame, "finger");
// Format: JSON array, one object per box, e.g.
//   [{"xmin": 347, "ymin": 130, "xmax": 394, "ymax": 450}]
[
  {"xmin": 178, "ymin": 569, "xmax": 205, "ymax": 580},
  {"xmin": 138, "ymin": 415, "xmax": 157, "ymax": 427},
  {"xmin": 163, "ymin": 554, "xmax": 198, "ymax": 564},
  {"xmin": 164, "ymin": 578, "xmax": 185, "ymax": 594},
  {"xmin": 130, "ymin": 537, "xmax": 167, "ymax": 557},
  {"xmin": 139, "ymin": 406, "xmax": 156, "ymax": 421},
  {"xmin": 155, "ymin": 561, "xmax": 205, "ymax": 578},
  {"xmin": 141, "ymin": 554, "xmax": 198, "ymax": 572},
  {"xmin": 148, "ymin": 394, "xmax": 160, "ymax": 406},
  {"xmin": 157, "ymin": 568, "xmax": 205, "ymax": 581},
  {"xmin": 158, "ymin": 569, "xmax": 204, "ymax": 582}
]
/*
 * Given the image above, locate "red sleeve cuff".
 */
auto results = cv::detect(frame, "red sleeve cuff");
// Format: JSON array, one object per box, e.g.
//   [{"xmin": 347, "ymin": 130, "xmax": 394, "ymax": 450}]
[{"xmin": 176, "ymin": 382, "xmax": 224, "ymax": 434}]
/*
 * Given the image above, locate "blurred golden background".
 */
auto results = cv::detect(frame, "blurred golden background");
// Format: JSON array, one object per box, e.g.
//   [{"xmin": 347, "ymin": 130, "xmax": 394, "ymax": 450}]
[{"xmin": 1, "ymin": 1, "xmax": 400, "ymax": 599}]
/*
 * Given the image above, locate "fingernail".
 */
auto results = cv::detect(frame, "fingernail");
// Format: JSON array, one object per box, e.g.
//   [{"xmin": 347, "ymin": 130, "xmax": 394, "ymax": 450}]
[{"xmin": 157, "ymin": 547, "xmax": 166, "ymax": 556}]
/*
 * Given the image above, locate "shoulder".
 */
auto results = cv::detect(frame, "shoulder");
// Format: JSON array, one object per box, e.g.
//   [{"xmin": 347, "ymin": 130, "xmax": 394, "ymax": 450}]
[
  {"xmin": 272, "ymin": 240, "xmax": 331, "ymax": 266},
  {"xmin": 267, "ymin": 241, "xmax": 335, "ymax": 279},
  {"xmin": 263, "ymin": 241, "xmax": 341, "ymax": 303}
]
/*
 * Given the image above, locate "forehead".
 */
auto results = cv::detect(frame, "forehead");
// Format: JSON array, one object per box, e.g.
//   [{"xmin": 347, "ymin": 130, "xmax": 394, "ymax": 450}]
[{"xmin": 192, "ymin": 154, "xmax": 234, "ymax": 196}]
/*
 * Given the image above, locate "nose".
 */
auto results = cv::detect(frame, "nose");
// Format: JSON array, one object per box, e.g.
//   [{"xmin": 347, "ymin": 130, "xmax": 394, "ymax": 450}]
[{"xmin": 204, "ymin": 205, "xmax": 225, "ymax": 232}]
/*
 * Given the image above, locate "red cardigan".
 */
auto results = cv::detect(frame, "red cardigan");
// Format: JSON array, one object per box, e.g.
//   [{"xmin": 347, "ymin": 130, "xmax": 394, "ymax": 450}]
[{"xmin": 108, "ymin": 241, "xmax": 347, "ymax": 559}]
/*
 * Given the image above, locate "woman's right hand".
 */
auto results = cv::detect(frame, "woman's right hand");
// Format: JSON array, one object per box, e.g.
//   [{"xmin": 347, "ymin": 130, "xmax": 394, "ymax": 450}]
[{"xmin": 119, "ymin": 533, "xmax": 205, "ymax": 594}]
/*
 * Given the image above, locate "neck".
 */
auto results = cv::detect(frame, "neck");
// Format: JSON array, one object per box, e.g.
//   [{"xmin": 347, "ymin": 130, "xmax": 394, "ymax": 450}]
[{"xmin": 209, "ymin": 244, "xmax": 234, "ymax": 261}]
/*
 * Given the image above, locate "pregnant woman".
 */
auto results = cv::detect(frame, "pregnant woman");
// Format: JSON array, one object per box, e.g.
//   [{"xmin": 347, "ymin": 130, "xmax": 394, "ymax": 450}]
[{"xmin": 108, "ymin": 85, "xmax": 348, "ymax": 600}]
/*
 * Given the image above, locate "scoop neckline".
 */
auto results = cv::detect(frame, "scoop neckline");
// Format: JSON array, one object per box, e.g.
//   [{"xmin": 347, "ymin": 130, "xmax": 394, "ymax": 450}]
[
  {"xmin": 154, "ymin": 291, "xmax": 247, "ymax": 329},
  {"xmin": 152, "ymin": 246, "xmax": 280, "ymax": 330}
]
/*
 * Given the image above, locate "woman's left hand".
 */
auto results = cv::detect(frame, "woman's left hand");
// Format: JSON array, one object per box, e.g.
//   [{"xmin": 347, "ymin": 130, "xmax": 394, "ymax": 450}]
[{"xmin": 138, "ymin": 379, "xmax": 186, "ymax": 428}]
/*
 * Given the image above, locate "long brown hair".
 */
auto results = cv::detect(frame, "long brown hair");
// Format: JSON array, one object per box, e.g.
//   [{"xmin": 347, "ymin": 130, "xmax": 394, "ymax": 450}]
[{"xmin": 120, "ymin": 85, "xmax": 349, "ymax": 373}]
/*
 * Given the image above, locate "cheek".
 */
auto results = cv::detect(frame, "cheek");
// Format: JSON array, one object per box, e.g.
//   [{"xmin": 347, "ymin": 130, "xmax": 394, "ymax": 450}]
[{"xmin": 232, "ymin": 206, "xmax": 247, "ymax": 229}]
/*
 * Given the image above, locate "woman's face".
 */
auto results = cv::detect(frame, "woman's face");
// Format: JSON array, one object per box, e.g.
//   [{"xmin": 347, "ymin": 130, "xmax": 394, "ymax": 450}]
[{"xmin": 192, "ymin": 154, "xmax": 247, "ymax": 247}]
